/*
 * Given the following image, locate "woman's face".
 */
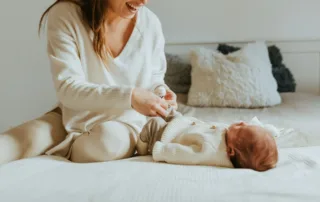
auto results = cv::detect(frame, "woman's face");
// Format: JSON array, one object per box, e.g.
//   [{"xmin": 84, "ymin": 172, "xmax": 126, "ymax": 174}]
[{"xmin": 108, "ymin": 0, "xmax": 149, "ymax": 19}]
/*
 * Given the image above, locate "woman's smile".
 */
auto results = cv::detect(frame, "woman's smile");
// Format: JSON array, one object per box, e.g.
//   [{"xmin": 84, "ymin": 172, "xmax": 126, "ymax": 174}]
[{"xmin": 126, "ymin": 2, "xmax": 141, "ymax": 13}]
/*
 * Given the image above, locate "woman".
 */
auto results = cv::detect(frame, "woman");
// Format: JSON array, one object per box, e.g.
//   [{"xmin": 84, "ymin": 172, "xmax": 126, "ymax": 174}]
[{"xmin": 0, "ymin": 0, "xmax": 177, "ymax": 164}]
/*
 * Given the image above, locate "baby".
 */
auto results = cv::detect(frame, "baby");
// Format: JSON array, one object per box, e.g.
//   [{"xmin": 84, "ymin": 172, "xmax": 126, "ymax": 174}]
[{"xmin": 137, "ymin": 85, "xmax": 279, "ymax": 172}]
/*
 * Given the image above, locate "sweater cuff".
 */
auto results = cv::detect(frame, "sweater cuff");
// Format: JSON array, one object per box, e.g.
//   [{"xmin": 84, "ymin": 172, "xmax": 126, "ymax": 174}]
[
  {"xmin": 118, "ymin": 86, "xmax": 134, "ymax": 110},
  {"xmin": 152, "ymin": 141, "xmax": 165, "ymax": 162}
]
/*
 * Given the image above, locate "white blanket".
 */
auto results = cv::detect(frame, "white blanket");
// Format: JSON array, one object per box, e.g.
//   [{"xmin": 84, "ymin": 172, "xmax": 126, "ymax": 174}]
[{"xmin": 0, "ymin": 93, "xmax": 320, "ymax": 202}]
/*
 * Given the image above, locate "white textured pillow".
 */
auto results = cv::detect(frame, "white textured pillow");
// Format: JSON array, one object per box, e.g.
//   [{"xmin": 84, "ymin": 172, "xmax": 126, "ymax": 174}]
[{"xmin": 187, "ymin": 42, "xmax": 281, "ymax": 108}]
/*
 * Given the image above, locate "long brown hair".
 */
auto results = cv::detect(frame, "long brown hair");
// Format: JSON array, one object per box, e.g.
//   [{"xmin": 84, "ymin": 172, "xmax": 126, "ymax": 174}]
[{"xmin": 39, "ymin": 0, "xmax": 110, "ymax": 63}]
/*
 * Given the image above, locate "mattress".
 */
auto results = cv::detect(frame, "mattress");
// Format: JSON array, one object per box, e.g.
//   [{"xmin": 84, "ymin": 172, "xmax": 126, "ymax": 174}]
[{"xmin": 1, "ymin": 92, "xmax": 320, "ymax": 202}]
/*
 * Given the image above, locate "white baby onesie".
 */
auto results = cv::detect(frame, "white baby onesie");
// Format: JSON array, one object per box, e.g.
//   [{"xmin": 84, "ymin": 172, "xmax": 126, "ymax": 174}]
[{"xmin": 151, "ymin": 116, "xmax": 234, "ymax": 168}]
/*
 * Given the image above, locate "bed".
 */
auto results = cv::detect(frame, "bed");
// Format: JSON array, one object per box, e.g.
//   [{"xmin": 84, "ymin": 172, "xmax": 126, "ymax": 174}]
[{"xmin": 0, "ymin": 92, "xmax": 320, "ymax": 202}]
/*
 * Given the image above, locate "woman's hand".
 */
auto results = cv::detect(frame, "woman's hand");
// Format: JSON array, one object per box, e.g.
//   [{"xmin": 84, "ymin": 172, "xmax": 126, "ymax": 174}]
[
  {"xmin": 131, "ymin": 88, "xmax": 169, "ymax": 117},
  {"xmin": 164, "ymin": 88, "xmax": 178, "ymax": 110}
]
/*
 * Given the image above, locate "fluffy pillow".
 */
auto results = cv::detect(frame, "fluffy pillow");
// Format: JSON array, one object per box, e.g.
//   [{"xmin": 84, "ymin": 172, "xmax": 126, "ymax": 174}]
[
  {"xmin": 164, "ymin": 53, "xmax": 192, "ymax": 93},
  {"xmin": 187, "ymin": 42, "xmax": 282, "ymax": 108},
  {"xmin": 217, "ymin": 44, "xmax": 297, "ymax": 92},
  {"xmin": 164, "ymin": 44, "xmax": 296, "ymax": 94}
]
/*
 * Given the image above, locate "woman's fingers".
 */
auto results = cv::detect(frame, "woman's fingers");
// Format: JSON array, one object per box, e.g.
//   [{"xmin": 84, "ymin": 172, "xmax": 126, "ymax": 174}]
[
  {"xmin": 166, "ymin": 100, "xmax": 178, "ymax": 110},
  {"xmin": 159, "ymin": 99, "xmax": 169, "ymax": 110},
  {"xmin": 165, "ymin": 89, "xmax": 177, "ymax": 100},
  {"xmin": 148, "ymin": 111, "xmax": 158, "ymax": 117},
  {"xmin": 163, "ymin": 88, "xmax": 178, "ymax": 109},
  {"xmin": 131, "ymin": 87, "xmax": 176, "ymax": 117},
  {"xmin": 148, "ymin": 108, "xmax": 166, "ymax": 118},
  {"xmin": 154, "ymin": 104, "xmax": 168, "ymax": 118}
]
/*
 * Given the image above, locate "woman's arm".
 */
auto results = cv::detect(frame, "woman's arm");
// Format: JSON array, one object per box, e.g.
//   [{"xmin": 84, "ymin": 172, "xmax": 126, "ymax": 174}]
[
  {"xmin": 150, "ymin": 24, "xmax": 168, "ymax": 91},
  {"xmin": 46, "ymin": 7, "xmax": 133, "ymax": 112},
  {"xmin": 150, "ymin": 20, "xmax": 178, "ymax": 109}
]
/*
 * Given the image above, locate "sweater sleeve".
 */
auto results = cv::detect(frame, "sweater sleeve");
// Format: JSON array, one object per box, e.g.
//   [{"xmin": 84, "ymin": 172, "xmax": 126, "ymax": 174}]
[
  {"xmin": 152, "ymin": 142, "xmax": 205, "ymax": 165},
  {"xmin": 46, "ymin": 4, "xmax": 133, "ymax": 112},
  {"xmin": 149, "ymin": 19, "xmax": 168, "ymax": 92},
  {"xmin": 152, "ymin": 133, "xmax": 211, "ymax": 165}
]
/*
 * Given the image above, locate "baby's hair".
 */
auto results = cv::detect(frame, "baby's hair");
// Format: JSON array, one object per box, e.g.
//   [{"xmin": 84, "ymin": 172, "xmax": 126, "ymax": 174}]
[{"xmin": 230, "ymin": 127, "xmax": 278, "ymax": 172}]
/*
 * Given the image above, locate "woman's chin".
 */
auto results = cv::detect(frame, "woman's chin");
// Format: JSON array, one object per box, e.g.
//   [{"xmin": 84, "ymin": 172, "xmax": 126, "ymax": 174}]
[{"xmin": 121, "ymin": 13, "xmax": 136, "ymax": 19}]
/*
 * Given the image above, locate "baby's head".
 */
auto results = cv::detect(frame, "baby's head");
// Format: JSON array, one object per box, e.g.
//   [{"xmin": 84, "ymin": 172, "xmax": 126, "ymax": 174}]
[{"xmin": 225, "ymin": 122, "xmax": 278, "ymax": 172}]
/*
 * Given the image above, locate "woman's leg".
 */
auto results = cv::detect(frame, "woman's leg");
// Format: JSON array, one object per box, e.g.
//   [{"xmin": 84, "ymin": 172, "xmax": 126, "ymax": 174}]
[
  {"xmin": 70, "ymin": 121, "xmax": 138, "ymax": 163},
  {"xmin": 0, "ymin": 107, "xmax": 67, "ymax": 165}
]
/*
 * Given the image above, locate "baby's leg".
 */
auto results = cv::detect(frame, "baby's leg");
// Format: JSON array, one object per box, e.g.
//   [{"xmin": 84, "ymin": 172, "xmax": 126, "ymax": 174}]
[
  {"xmin": 0, "ymin": 108, "xmax": 67, "ymax": 165},
  {"xmin": 70, "ymin": 121, "xmax": 138, "ymax": 163},
  {"xmin": 136, "ymin": 117, "xmax": 167, "ymax": 155}
]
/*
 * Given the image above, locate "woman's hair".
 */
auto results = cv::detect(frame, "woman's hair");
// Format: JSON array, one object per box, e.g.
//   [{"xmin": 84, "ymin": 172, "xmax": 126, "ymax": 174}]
[
  {"xmin": 230, "ymin": 127, "xmax": 279, "ymax": 172},
  {"xmin": 39, "ymin": 0, "xmax": 110, "ymax": 64}
]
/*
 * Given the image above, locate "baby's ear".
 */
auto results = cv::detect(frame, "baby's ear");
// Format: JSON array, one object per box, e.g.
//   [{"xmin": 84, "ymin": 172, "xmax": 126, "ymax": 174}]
[{"xmin": 227, "ymin": 146, "xmax": 235, "ymax": 157}]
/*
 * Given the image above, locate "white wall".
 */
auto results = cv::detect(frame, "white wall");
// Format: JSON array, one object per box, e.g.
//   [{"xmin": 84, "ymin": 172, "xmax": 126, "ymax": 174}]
[
  {"xmin": 1, "ymin": 0, "xmax": 319, "ymax": 132},
  {"xmin": 0, "ymin": 1, "xmax": 56, "ymax": 132},
  {"xmin": 147, "ymin": 0, "xmax": 320, "ymax": 96},
  {"xmin": 147, "ymin": 0, "xmax": 320, "ymax": 43}
]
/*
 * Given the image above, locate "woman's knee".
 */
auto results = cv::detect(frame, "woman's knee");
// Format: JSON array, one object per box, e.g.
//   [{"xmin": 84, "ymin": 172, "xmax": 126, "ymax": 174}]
[{"xmin": 70, "ymin": 121, "xmax": 137, "ymax": 163}]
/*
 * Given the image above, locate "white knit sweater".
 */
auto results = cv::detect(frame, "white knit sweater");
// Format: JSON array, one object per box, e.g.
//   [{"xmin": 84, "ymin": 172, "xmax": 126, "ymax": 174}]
[
  {"xmin": 152, "ymin": 116, "xmax": 235, "ymax": 168},
  {"xmin": 45, "ymin": 2, "xmax": 167, "ymax": 134}
]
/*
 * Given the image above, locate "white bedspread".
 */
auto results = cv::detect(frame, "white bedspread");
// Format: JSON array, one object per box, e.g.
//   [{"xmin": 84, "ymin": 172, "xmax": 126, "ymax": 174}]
[{"xmin": 0, "ymin": 93, "xmax": 320, "ymax": 202}]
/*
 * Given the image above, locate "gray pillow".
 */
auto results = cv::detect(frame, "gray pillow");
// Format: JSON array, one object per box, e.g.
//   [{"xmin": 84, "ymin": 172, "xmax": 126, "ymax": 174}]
[{"xmin": 164, "ymin": 53, "xmax": 191, "ymax": 93}]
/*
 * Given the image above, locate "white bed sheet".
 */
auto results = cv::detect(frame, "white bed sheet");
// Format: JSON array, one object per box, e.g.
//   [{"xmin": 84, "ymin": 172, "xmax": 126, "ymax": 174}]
[
  {"xmin": 177, "ymin": 92, "xmax": 320, "ymax": 147},
  {"xmin": 0, "ymin": 93, "xmax": 320, "ymax": 202}
]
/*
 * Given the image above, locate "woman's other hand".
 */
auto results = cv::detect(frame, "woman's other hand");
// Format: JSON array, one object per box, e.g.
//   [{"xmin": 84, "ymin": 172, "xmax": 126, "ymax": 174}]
[
  {"xmin": 131, "ymin": 88, "xmax": 169, "ymax": 117},
  {"xmin": 164, "ymin": 88, "xmax": 178, "ymax": 110}
]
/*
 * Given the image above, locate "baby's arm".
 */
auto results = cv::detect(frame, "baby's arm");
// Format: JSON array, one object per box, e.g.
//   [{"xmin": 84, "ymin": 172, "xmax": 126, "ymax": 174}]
[
  {"xmin": 152, "ymin": 133, "xmax": 210, "ymax": 165},
  {"xmin": 136, "ymin": 117, "xmax": 168, "ymax": 155},
  {"xmin": 152, "ymin": 142, "xmax": 202, "ymax": 165}
]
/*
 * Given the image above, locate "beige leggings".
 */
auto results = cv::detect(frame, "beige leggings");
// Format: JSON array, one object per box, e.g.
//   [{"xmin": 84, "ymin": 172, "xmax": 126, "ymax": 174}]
[
  {"xmin": 70, "ymin": 121, "xmax": 138, "ymax": 163},
  {"xmin": 0, "ymin": 108, "xmax": 138, "ymax": 165},
  {"xmin": 0, "ymin": 109, "xmax": 66, "ymax": 165}
]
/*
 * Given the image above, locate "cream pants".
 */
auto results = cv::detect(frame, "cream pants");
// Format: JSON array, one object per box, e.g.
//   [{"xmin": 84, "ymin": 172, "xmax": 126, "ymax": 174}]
[
  {"xmin": 0, "ymin": 108, "xmax": 137, "ymax": 165},
  {"xmin": 70, "ymin": 121, "xmax": 137, "ymax": 163}
]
